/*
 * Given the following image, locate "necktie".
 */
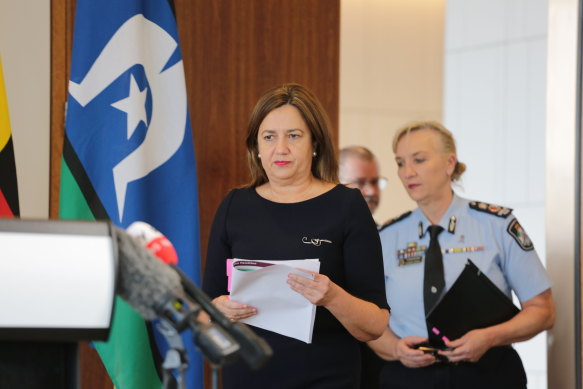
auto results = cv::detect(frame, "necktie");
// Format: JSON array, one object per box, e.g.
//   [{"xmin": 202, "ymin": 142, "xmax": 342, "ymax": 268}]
[{"xmin": 424, "ymin": 225, "xmax": 445, "ymax": 316}]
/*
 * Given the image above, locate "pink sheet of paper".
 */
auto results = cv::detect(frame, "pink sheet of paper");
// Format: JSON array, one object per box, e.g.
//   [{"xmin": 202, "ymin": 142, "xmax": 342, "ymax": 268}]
[{"xmin": 226, "ymin": 258, "xmax": 233, "ymax": 292}]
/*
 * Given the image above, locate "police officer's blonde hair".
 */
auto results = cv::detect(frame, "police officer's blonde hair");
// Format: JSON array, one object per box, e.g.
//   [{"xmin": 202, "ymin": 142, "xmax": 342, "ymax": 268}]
[{"xmin": 392, "ymin": 120, "xmax": 467, "ymax": 182}]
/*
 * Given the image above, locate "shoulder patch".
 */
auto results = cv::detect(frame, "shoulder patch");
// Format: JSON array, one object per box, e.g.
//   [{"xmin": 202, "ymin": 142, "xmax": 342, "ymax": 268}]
[
  {"xmin": 379, "ymin": 211, "xmax": 412, "ymax": 232},
  {"xmin": 507, "ymin": 218, "xmax": 534, "ymax": 251},
  {"xmin": 469, "ymin": 201, "xmax": 512, "ymax": 218}
]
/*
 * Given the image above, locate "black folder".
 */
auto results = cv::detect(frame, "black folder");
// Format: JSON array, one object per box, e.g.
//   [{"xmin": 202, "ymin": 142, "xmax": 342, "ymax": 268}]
[{"xmin": 426, "ymin": 259, "xmax": 520, "ymax": 341}]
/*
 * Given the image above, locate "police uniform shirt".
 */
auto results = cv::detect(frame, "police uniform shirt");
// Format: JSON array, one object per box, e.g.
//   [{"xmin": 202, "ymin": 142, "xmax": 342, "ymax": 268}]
[{"xmin": 379, "ymin": 193, "xmax": 552, "ymax": 339}]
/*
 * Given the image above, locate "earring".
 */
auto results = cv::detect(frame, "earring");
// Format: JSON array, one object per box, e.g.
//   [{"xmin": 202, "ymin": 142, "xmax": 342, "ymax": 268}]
[
  {"xmin": 258, "ymin": 153, "xmax": 261, "ymax": 159},
  {"xmin": 312, "ymin": 151, "xmax": 317, "ymax": 157}
]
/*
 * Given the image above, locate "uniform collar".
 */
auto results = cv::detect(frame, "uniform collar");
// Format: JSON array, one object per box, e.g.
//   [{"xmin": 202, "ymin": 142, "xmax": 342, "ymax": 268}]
[{"xmin": 416, "ymin": 193, "xmax": 464, "ymax": 238}]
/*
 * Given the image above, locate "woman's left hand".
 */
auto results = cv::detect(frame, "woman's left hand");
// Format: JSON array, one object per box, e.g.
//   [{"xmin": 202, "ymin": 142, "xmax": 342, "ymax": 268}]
[
  {"xmin": 440, "ymin": 289, "xmax": 556, "ymax": 364},
  {"xmin": 439, "ymin": 328, "xmax": 493, "ymax": 363},
  {"xmin": 287, "ymin": 270, "xmax": 338, "ymax": 306}
]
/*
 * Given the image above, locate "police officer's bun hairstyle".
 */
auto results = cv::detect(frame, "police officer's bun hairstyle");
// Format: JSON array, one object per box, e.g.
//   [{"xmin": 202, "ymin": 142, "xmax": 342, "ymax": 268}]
[
  {"xmin": 244, "ymin": 83, "xmax": 339, "ymax": 188},
  {"xmin": 392, "ymin": 120, "xmax": 467, "ymax": 182}
]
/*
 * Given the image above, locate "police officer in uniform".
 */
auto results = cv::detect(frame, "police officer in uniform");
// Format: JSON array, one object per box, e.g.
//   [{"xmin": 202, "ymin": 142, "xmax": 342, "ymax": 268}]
[{"xmin": 369, "ymin": 121, "xmax": 555, "ymax": 388}]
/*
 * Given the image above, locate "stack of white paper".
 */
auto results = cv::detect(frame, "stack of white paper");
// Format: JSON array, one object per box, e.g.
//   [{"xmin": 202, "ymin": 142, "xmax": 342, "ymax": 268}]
[{"xmin": 229, "ymin": 258, "xmax": 320, "ymax": 343}]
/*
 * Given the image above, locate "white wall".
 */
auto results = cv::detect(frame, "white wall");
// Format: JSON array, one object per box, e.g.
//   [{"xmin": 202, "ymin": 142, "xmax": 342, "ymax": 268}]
[
  {"xmin": 0, "ymin": 2, "xmax": 50, "ymax": 218},
  {"xmin": 340, "ymin": 0, "xmax": 445, "ymax": 225},
  {"xmin": 443, "ymin": 1, "xmax": 549, "ymax": 388}
]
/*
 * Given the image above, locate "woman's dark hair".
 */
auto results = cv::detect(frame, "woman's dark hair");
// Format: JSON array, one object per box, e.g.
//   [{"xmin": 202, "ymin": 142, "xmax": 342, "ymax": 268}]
[{"xmin": 244, "ymin": 83, "xmax": 338, "ymax": 187}]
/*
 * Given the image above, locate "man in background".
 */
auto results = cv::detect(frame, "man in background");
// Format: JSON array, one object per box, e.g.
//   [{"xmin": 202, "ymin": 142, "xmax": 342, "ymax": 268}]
[
  {"xmin": 339, "ymin": 146, "xmax": 386, "ymax": 220},
  {"xmin": 339, "ymin": 146, "xmax": 386, "ymax": 388}
]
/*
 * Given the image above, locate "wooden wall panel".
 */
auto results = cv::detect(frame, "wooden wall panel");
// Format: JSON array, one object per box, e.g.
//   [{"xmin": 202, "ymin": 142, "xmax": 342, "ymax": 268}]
[
  {"xmin": 49, "ymin": 0, "xmax": 73, "ymax": 219},
  {"xmin": 51, "ymin": 1, "xmax": 339, "ymax": 387}
]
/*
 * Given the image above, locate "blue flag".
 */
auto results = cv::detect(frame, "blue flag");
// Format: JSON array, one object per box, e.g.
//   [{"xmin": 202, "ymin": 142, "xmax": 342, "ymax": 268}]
[{"xmin": 63, "ymin": 1, "xmax": 202, "ymax": 388}]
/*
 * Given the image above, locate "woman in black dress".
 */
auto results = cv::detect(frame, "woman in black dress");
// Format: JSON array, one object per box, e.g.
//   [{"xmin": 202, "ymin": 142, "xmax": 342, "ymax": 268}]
[{"xmin": 202, "ymin": 83, "xmax": 389, "ymax": 388}]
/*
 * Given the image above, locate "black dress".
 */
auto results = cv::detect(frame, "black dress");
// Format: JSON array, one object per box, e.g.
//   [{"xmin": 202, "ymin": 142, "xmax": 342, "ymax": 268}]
[{"xmin": 202, "ymin": 185, "xmax": 389, "ymax": 389}]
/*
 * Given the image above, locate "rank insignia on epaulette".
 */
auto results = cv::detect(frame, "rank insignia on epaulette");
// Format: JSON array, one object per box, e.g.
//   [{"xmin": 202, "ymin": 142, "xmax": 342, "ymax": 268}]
[
  {"xmin": 380, "ymin": 211, "xmax": 412, "ymax": 231},
  {"xmin": 396, "ymin": 242, "xmax": 426, "ymax": 266},
  {"xmin": 448, "ymin": 216, "xmax": 457, "ymax": 234},
  {"xmin": 507, "ymin": 218, "xmax": 534, "ymax": 251},
  {"xmin": 469, "ymin": 201, "xmax": 512, "ymax": 218}
]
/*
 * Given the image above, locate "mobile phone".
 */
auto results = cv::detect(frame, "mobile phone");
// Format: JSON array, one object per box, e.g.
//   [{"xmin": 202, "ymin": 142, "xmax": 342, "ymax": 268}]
[
  {"xmin": 413, "ymin": 344, "xmax": 453, "ymax": 357},
  {"xmin": 417, "ymin": 345, "xmax": 439, "ymax": 355}
]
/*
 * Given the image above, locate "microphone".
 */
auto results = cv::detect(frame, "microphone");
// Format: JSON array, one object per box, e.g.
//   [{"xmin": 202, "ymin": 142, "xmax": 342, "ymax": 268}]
[
  {"xmin": 115, "ymin": 225, "xmax": 181, "ymax": 320},
  {"xmin": 125, "ymin": 222, "xmax": 273, "ymax": 370},
  {"xmin": 127, "ymin": 221, "xmax": 178, "ymax": 265},
  {"xmin": 114, "ymin": 227, "xmax": 240, "ymax": 365}
]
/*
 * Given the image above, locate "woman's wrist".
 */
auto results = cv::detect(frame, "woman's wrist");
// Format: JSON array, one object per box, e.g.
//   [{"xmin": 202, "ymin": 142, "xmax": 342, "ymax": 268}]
[{"xmin": 321, "ymin": 281, "xmax": 343, "ymax": 310}]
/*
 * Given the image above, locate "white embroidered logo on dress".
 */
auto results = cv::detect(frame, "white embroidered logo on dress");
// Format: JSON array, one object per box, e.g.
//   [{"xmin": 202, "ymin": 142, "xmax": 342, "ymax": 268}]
[{"xmin": 302, "ymin": 237, "xmax": 332, "ymax": 246}]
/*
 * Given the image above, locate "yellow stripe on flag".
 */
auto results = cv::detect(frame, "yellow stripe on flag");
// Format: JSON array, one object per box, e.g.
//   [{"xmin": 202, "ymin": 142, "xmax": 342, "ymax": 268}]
[{"xmin": 0, "ymin": 56, "xmax": 12, "ymax": 151}]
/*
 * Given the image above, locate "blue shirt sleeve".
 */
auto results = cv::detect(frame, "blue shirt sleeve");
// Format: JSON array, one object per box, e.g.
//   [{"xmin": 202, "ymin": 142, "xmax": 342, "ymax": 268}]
[{"xmin": 498, "ymin": 216, "xmax": 552, "ymax": 302}]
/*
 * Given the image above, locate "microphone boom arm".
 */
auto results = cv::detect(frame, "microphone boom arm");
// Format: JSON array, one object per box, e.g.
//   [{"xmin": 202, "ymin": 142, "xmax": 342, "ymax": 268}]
[{"xmin": 170, "ymin": 266, "xmax": 273, "ymax": 370}]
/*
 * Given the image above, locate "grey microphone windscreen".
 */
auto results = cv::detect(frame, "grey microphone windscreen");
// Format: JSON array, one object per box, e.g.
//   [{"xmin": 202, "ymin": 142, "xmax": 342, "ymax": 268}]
[{"xmin": 115, "ymin": 227, "xmax": 183, "ymax": 320}]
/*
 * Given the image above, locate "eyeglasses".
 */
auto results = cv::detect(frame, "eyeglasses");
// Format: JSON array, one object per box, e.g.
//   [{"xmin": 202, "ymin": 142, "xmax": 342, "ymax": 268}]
[{"xmin": 343, "ymin": 177, "xmax": 388, "ymax": 191}]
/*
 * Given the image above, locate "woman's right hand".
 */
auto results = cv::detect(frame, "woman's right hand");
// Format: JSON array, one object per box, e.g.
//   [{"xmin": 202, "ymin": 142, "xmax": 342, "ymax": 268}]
[
  {"xmin": 394, "ymin": 336, "xmax": 436, "ymax": 368},
  {"xmin": 212, "ymin": 295, "xmax": 257, "ymax": 322},
  {"xmin": 368, "ymin": 328, "xmax": 435, "ymax": 368}
]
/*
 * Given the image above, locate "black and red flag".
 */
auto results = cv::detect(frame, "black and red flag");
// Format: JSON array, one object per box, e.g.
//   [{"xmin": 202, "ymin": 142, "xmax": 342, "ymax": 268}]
[{"xmin": 0, "ymin": 56, "xmax": 19, "ymax": 218}]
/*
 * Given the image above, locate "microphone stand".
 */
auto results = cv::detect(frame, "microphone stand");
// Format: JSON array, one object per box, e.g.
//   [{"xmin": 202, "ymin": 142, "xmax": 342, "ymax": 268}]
[
  {"xmin": 157, "ymin": 319, "xmax": 188, "ymax": 389},
  {"xmin": 155, "ymin": 291, "xmax": 240, "ymax": 386},
  {"xmin": 211, "ymin": 365, "xmax": 219, "ymax": 389}
]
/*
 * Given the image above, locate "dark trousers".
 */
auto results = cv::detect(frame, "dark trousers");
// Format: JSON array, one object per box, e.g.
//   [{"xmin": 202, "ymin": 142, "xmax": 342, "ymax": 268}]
[
  {"xmin": 360, "ymin": 342, "xmax": 384, "ymax": 389},
  {"xmin": 379, "ymin": 346, "xmax": 526, "ymax": 389}
]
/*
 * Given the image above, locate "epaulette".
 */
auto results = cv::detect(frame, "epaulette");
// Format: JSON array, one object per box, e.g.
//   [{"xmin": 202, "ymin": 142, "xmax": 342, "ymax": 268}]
[
  {"xmin": 469, "ymin": 201, "xmax": 512, "ymax": 218},
  {"xmin": 379, "ymin": 211, "xmax": 412, "ymax": 232}
]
